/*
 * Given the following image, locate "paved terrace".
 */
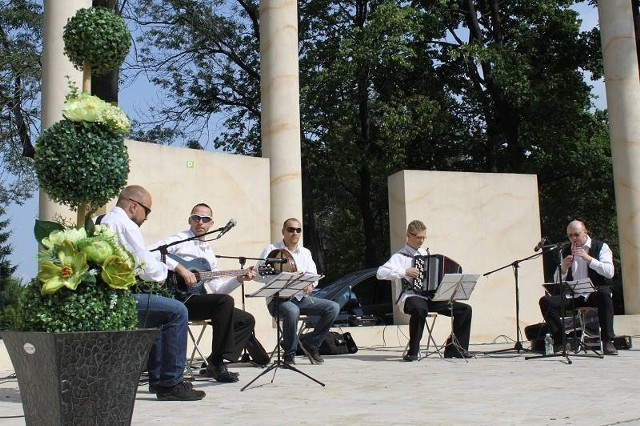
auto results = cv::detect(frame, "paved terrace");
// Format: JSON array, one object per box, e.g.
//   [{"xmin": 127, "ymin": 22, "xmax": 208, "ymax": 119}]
[{"xmin": 0, "ymin": 339, "xmax": 638, "ymax": 426}]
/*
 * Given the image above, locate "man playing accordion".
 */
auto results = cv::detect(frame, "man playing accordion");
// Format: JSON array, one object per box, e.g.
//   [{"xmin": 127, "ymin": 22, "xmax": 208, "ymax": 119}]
[{"xmin": 377, "ymin": 220, "xmax": 473, "ymax": 360}]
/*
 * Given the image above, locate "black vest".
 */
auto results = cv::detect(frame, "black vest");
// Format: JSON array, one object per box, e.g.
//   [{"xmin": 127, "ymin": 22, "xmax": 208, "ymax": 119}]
[{"xmin": 564, "ymin": 239, "xmax": 611, "ymax": 287}]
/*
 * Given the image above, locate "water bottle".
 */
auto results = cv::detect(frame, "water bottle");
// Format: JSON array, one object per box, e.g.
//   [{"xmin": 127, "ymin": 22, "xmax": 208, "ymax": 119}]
[{"xmin": 544, "ymin": 333, "xmax": 554, "ymax": 356}]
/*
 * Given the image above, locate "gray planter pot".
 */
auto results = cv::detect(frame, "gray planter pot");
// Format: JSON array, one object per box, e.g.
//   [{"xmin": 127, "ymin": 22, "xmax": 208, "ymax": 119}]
[{"xmin": 1, "ymin": 329, "xmax": 157, "ymax": 425}]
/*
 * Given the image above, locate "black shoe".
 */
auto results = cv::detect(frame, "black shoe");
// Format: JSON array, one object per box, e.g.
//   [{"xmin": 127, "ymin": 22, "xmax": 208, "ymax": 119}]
[
  {"xmin": 283, "ymin": 354, "xmax": 296, "ymax": 365},
  {"xmin": 149, "ymin": 384, "xmax": 158, "ymax": 394},
  {"xmin": 403, "ymin": 353, "xmax": 418, "ymax": 362},
  {"xmin": 444, "ymin": 349, "xmax": 473, "ymax": 359},
  {"xmin": 155, "ymin": 381, "xmax": 206, "ymax": 401},
  {"xmin": 301, "ymin": 341, "xmax": 324, "ymax": 364},
  {"xmin": 603, "ymin": 341, "xmax": 619, "ymax": 355},
  {"xmin": 200, "ymin": 362, "xmax": 239, "ymax": 378},
  {"xmin": 209, "ymin": 363, "xmax": 239, "ymax": 383}
]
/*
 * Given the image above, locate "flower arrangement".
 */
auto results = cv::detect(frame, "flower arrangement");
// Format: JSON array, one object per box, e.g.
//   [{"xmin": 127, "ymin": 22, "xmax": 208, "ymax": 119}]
[
  {"xmin": 17, "ymin": 221, "xmax": 139, "ymax": 332},
  {"xmin": 11, "ymin": 6, "xmax": 139, "ymax": 333}
]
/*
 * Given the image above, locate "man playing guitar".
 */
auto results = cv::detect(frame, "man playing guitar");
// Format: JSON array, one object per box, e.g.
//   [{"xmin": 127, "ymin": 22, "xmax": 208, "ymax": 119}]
[{"xmin": 150, "ymin": 203, "xmax": 258, "ymax": 383}]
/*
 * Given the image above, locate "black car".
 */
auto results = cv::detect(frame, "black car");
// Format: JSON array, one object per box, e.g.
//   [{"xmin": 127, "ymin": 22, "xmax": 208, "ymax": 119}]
[{"xmin": 308, "ymin": 268, "xmax": 394, "ymax": 327}]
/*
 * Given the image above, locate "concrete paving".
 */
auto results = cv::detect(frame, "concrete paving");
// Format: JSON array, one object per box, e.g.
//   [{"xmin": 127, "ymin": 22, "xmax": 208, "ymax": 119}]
[{"xmin": 0, "ymin": 341, "xmax": 639, "ymax": 426}]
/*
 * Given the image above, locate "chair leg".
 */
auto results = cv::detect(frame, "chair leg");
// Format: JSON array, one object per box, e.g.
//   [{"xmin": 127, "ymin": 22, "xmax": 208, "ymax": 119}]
[
  {"xmin": 186, "ymin": 324, "xmax": 209, "ymax": 378},
  {"xmin": 423, "ymin": 315, "xmax": 442, "ymax": 358}
]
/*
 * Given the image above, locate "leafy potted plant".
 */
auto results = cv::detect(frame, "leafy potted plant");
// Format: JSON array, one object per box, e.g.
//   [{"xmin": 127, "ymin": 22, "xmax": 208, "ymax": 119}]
[{"xmin": 0, "ymin": 7, "xmax": 156, "ymax": 425}]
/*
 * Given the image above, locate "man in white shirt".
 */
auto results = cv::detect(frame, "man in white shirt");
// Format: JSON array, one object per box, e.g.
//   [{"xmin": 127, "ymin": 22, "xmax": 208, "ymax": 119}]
[
  {"xmin": 255, "ymin": 218, "xmax": 339, "ymax": 365},
  {"xmin": 539, "ymin": 219, "xmax": 617, "ymax": 355},
  {"xmin": 99, "ymin": 185, "xmax": 205, "ymax": 401},
  {"xmin": 377, "ymin": 220, "xmax": 472, "ymax": 360},
  {"xmin": 150, "ymin": 203, "xmax": 261, "ymax": 381}
]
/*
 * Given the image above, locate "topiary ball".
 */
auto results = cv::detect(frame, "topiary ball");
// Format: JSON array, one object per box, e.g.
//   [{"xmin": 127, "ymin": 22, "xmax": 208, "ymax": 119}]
[
  {"xmin": 63, "ymin": 7, "xmax": 131, "ymax": 76},
  {"xmin": 34, "ymin": 120, "xmax": 130, "ymax": 211}
]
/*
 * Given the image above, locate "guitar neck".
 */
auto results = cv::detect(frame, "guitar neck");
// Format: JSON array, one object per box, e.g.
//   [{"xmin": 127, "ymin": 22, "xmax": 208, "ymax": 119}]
[{"xmin": 195, "ymin": 269, "xmax": 246, "ymax": 281}]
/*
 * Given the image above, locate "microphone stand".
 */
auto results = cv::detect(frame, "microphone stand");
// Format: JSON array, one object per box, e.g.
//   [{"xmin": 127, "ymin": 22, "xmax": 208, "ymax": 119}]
[
  {"xmin": 216, "ymin": 254, "xmax": 288, "ymax": 365},
  {"xmin": 151, "ymin": 226, "xmax": 228, "ymax": 263},
  {"xmin": 217, "ymin": 254, "xmax": 265, "ymax": 365},
  {"xmin": 482, "ymin": 251, "xmax": 543, "ymax": 355}
]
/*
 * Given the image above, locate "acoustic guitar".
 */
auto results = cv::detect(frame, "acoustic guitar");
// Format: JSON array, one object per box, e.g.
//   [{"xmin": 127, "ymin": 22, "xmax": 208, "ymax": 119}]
[{"xmin": 166, "ymin": 253, "xmax": 275, "ymax": 296}]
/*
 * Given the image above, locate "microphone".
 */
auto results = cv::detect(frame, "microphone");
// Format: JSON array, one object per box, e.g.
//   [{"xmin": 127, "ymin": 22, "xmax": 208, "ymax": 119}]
[
  {"xmin": 534, "ymin": 237, "xmax": 548, "ymax": 252},
  {"xmin": 218, "ymin": 219, "xmax": 237, "ymax": 238},
  {"xmin": 265, "ymin": 258, "xmax": 288, "ymax": 264}
]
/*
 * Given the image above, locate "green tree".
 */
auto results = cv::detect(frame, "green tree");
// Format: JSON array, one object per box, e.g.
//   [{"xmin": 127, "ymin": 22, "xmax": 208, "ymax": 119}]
[
  {"xmin": 0, "ymin": 205, "xmax": 20, "ymax": 329},
  {"xmin": 0, "ymin": 0, "xmax": 41, "ymax": 204},
  {"xmin": 123, "ymin": 0, "xmax": 616, "ymax": 284}
]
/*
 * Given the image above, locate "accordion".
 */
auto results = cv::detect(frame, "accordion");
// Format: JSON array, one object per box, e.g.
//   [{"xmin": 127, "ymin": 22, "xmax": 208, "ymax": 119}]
[
  {"xmin": 402, "ymin": 255, "xmax": 439, "ymax": 297},
  {"xmin": 402, "ymin": 254, "xmax": 462, "ymax": 298}
]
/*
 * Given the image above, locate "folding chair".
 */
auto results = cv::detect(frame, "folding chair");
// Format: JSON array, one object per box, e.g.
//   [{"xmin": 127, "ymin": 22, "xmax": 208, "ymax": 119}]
[
  {"xmin": 269, "ymin": 314, "xmax": 316, "ymax": 363},
  {"xmin": 576, "ymin": 307, "xmax": 602, "ymax": 352},
  {"xmin": 186, "ymin": 320, "xmax": 211, "ymax": 378},
  {"xmin": 402, "ymin": 312, "xmax": 442, "ymax": 359}
]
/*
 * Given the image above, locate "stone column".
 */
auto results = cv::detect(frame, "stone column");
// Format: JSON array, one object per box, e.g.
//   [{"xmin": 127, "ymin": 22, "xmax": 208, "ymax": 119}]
[
  {"xmin": 598, "ymin": 0, "xmax": 640, "ymax": 314},
  {"xmin": 259, "ymin": 0, "xmax": 303, "ymax": 241},
  {"xmin": 39, "ymin": 0, "xmax": 91, "ymax": 222}
]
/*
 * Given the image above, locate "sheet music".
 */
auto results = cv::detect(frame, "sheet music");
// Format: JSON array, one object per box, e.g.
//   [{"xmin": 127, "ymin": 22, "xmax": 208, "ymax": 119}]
[
  {"xmin": 247, "ymin": 271, "xmax": 324, "ymax": 298},
  {"xmin": 542, "ymin": 278, "xmax": 594, "ymax": 297},
  {"xmin": 432, "ymin": 273, "xmax": 480, "ymax": 302}
]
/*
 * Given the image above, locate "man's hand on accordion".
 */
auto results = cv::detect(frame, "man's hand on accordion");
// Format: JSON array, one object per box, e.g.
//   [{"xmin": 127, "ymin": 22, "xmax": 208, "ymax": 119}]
[{"xmin": 405, "ymin": 267, "xmax": 420, "ymax": 279}]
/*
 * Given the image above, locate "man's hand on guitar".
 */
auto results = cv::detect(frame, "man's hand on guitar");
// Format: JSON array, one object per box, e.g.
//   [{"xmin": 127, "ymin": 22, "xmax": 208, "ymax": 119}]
[
  {"xmin": 237, "ymin": 266, "xmax": 257, "ymax": 283},
  {"xmin": 175, "ymin": 264, "xmax": 198, "ymax": 287}
]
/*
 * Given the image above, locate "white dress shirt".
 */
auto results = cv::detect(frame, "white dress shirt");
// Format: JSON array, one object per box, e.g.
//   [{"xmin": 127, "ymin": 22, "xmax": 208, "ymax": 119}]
[
  {"xmin": 377, "ymin": 245, "xmax": 428, "ymax": 312},
  {"xmin": 555, "ymin": 236, "xmax": 614, "ymax": 299},
  {"xmin": 150, "ymin": 230, "xmax": 240, "ymax": 295},
  {"xmin": 99, "ymin": 206, "xmax": 168, "ymax": 282},
  {"xmin": 256, "ymin": 240, "xmax": 318, "ymax": 301}
]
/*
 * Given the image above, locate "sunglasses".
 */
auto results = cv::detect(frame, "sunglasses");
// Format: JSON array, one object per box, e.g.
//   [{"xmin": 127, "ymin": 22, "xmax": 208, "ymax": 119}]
[
  {"xmin": 286, "ymin": 227, "xmax": 302, "ymax": 234},
  {"xmin": 128, "ymin": 198, "xmax": 151, "ymax": 217},
  {"xmin": 190, "ymin": 214, "xmax": 213, "ymax": 223}
]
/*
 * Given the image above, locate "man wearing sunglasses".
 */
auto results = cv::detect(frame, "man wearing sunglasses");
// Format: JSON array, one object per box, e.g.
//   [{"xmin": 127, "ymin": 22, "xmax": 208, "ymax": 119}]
[
  {"xmin": 539, "ymin": 219, "xmax": 618, "ymax": 355},
  {"xmin": 255, "ymin": 218, "xmax": 339, "ymax": 365},
  {"xmin": 98, "ymin": 185, "xmax": 206, "ymax": 401},
  {"xmin": 150, "ymin": 203, "xmax": 260, "ymax": 382}
]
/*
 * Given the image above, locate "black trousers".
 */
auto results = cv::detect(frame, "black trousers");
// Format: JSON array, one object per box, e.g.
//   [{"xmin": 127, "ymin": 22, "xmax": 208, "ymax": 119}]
[
  {"xmin": 403, "ymin": 296, "xmax": 472, "ymax": 355},
  {"xmin": 184, "ymin": 294, "xmax": 254, "ymax": 364},
  {"xmin": 539, "ymin": 285, "xmax": 615, "ymax": 342}
]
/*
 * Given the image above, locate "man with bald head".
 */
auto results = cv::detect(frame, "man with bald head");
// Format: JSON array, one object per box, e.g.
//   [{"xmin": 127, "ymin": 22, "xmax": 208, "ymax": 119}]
[
  {"xmin": 99, "ymin": 185, "xmax": 207, "ymax": 400},
  {"xmin": 539, "ymin": 220, "xmax": 617, "ymax": 355}
]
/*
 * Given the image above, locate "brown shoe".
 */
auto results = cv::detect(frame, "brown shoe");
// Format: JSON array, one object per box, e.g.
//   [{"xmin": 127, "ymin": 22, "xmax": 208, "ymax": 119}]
[{"xmin": 603, "ymin": 341, "xmax": 618, "ymax": 355}]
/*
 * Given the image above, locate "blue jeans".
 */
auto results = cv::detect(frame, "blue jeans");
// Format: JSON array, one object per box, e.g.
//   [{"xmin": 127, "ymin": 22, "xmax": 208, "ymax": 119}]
[
  {"xmin": 268, "ymin": 296, "xmax": 339, "ymax": 356},
  {"xmin": 134, "ymin": 293, "xmax": 188, "ymax": 387}
]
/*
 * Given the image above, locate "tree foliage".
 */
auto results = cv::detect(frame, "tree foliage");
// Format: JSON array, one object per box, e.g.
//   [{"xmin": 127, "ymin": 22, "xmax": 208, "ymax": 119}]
[
  {"xmin": 122, "ymin": 0, "xmax": 614, "ymax": 284},
  {"xmin": 0, "ymin": 0, "xmax": 40, "ymax": 205}
]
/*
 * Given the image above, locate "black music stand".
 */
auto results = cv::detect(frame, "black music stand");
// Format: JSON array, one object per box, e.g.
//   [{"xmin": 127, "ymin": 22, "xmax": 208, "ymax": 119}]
[
  {"xmin": 526, "ymin": 278, "xmax": 604, "ymax": 362},
  {"xmin": 241, "ymin": 272, "xmax": 325, "ymax": 391},
  {"xmin": 432, "ymin": 273, "xmax": 479, "ymax": 362},
  {"xmin": 482, "ymin": 251, "xmax": 543, "ymax": 355}
]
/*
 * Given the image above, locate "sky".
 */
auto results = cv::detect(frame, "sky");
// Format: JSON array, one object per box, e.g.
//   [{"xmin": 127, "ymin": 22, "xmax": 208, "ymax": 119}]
[{"xmin": 5, "ymin": 3, "xmax": 604, "ymax": 283}]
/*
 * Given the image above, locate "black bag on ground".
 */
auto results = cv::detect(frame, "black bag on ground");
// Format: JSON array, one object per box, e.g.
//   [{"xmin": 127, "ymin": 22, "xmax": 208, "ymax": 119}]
[
  {"xmin": 300, "ymin": 331, "xmax": 358, "ymax": 355},
  {"xmin": 245, "ymin": 333, "xmax": 270, "ymax": 366}
]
